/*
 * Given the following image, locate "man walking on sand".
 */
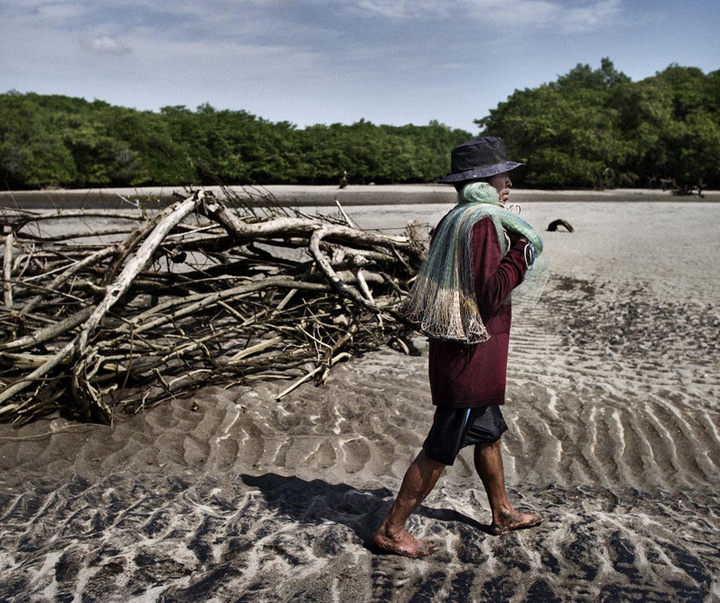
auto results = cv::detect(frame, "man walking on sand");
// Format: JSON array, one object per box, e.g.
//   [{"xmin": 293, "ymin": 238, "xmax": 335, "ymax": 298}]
[{"xmin": 373, "ymin": 137, "xmax": 548, "ymax": 558}]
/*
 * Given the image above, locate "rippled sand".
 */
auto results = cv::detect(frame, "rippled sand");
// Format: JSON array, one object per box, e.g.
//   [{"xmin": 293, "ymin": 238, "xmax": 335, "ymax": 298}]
[{"xmin": 1, "ymin": 198, "xmax": 719, "ymax": 602}]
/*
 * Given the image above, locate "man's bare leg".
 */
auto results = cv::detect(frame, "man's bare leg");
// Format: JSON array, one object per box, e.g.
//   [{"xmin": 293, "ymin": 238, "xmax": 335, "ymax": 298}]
[
  {"xmin": 373, "ymin": 448, "xmax": 446, "ymax": 557},
  {"xmin": 473, "ymin": 440, "xmax": 544, "ymax": 535}
]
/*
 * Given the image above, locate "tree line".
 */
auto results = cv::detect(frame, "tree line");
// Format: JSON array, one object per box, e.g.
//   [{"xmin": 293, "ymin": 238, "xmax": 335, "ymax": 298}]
[
  {"xmin": 1, "ymin": 59, "xmax": 719, "ymax": 191},
  {"xmin": 0, "ymin": 94, "xmax": 469, "ymax": 190},
  {"xmin": 480, "ymin": 59, "xmax": 720, "ymax": 191}
]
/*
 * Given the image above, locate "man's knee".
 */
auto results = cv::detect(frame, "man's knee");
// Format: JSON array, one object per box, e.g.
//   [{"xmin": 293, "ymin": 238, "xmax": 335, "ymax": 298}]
[
  {"xmin": 474, "ymin": 439, "xmax": 502, "ymax": 457},
  {"xmin": 477, "ymin": 437, "xmax": 502, "ymax": 449}
]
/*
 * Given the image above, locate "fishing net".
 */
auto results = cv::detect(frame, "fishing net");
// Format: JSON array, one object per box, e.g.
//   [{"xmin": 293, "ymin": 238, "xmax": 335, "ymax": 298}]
[{"xmin": 401, "ymin": 182, "xmax": 549, "ymax": 344}]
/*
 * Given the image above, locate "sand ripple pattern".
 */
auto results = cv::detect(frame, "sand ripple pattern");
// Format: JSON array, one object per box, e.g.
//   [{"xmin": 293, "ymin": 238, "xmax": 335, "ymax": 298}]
[
  {"xmin": 1, "ymin": 474, "xmax": 718, "ymax": 601},
  {"xmin": 1, "ymin": 275, "xmax": 719, "ymax": 599}
]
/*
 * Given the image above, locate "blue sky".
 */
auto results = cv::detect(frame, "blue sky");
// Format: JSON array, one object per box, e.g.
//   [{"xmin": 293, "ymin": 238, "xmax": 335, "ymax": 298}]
[{"xmin": 1, "ymin": 0, "xmax": 719, "ymax": 132}]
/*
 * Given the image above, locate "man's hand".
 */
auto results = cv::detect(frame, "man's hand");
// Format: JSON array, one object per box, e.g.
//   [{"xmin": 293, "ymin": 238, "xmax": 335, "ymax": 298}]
[{"xmin": 508, "ymin": 231, "xmax": 528, "ymax": 246}]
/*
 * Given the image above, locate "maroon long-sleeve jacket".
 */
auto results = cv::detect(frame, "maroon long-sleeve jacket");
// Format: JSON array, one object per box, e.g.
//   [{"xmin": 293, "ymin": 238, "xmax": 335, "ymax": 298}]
[{"xmin": 428, "ymin": 216, "xmax": 529, "ymax": 408}]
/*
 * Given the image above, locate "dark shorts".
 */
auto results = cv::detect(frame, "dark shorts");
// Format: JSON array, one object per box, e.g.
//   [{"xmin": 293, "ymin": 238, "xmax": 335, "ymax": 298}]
[{"xmin": 423, "ymin": 406, "xmax": 508, "ymax": 466}]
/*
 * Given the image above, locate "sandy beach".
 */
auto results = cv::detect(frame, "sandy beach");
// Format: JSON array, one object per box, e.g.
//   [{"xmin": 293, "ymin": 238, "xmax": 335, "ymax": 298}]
[
  {"xmin": 1, "ymin": 191, "xmax": 719, "ymax": 602},
  {"xmin": 2, "ymin": 184, "xmax": 719, "ymax": 209}
]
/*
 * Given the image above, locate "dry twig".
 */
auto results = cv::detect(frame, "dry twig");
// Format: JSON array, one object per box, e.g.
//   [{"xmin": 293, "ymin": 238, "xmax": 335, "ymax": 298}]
[{"xmin": 0, "ymin": 189, "xmax": 427, "ymax": 424}]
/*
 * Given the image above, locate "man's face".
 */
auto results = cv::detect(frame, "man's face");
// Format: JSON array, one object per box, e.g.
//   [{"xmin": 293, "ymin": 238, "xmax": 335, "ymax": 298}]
[
  {"xmin": 487, "ymin": 172, "xmax": 511, "ymax": 193},
  {"xmin": 487, "ymin": 172, "xmax": 512, "ymax": 203}
]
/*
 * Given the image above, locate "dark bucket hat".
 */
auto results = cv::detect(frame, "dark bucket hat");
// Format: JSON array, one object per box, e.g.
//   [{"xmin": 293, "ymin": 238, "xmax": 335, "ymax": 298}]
[{"xmin": 438, "ymin": 136, "xmax": 523, "ymax": 184}]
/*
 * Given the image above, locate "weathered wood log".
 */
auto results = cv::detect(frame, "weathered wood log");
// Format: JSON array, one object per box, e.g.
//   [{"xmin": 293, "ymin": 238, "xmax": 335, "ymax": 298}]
[
  {"xmin": 0, "ymin": 306, "xmax": 95, "ymax": 352},
  {"xmin": 0, "ymin": 190, "xmax": 427, "ymax": 424},
  {"xmin": 0, "ymin": 193, "xmax": 204, "ymax": 421},
  {"xmin": 3, "ymin": 230, "xmax": 13, "ymax": 309}
]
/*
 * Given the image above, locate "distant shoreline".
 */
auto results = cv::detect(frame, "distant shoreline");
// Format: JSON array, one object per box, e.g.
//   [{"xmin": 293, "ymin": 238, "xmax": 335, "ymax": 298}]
[{"xmin": 1, "ymin": 184, "xmax": 717, "ymax": 209}]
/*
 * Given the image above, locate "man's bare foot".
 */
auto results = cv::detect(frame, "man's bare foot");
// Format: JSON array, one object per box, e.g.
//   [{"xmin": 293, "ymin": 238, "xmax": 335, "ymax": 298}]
[
  {"xmin": 489, "ymin": 510, "xmax": 544, "ymax": 536},
  {"xmin": 372, "ymin": 525, "xmax": 438, "ymax": 558}
]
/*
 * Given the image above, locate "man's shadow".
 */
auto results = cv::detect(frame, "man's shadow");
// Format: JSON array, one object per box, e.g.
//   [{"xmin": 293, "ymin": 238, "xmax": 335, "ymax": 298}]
[{"xmin": 240, "ymin": 473, "xmax": 492, "ymax": 553}]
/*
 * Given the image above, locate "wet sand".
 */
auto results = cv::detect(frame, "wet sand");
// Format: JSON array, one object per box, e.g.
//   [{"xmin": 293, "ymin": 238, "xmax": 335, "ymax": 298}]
[
  {"xmin": 2, "ymin": 184, "xmax": 719, "ymax": 209},
  {"xmin": 1, "ymin": 194, "xmax": 719, "ymax": 602}
]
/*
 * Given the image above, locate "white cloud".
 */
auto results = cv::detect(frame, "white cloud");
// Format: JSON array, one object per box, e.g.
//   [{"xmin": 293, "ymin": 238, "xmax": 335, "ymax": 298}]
[
  {"xmin": 81, "ymin": 35, "xmax": 132, "ymax": 55},
  {"xmin": 470, "ymin": 0, "xmax": 558, "ymax": 27},
  {"xmin": 1, "ymin": 0, "xmax": 70, "ymax": 8},
  {"xmin": 355, "ymin": 0, "xmax": 450, "ymax": 19},
  {"xmin": 340, "ymin": 0, "xmax": 623, "ymax": 34},
  {"xmin": 35, "ymin": 2, "xmax": 88, "ymax": 20},
  {"xmin": 461, "ymin": 0, "xmax": 622, "ymax": 30},
  {"xmin": 559, "ymin": 0, "xmax": 622, "ymax": 33}
]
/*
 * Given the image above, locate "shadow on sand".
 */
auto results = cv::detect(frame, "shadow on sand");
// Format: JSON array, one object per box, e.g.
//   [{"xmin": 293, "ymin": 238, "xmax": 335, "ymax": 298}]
[{"xmin": 240, "ymin": 472, "xmax": 493, "ymax": 553}]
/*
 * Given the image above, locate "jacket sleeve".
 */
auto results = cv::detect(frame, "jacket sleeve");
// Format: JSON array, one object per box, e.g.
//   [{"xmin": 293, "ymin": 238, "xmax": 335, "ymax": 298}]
[{"xmin": 472, "ymin": 217, "xmax": 528, "ymax": 319}]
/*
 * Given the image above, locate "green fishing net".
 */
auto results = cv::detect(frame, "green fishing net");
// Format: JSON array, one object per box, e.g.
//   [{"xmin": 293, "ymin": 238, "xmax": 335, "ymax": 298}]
[{"xmin": 401, "ymin": 182, "xmax": 549, "ymax": 344}]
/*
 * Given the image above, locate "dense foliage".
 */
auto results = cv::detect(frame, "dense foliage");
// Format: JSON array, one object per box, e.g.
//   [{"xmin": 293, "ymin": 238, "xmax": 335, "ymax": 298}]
[
  {"xmin": 479, "ymin": 59, "xmax": 720, "ymax": 190},
  {"xmin": 2, "ymin": 59, "xmax": 719, "ymax": 190},
  {"xmin": 0, "ymin": 94, "xmax": 469, "ymax": 189}
]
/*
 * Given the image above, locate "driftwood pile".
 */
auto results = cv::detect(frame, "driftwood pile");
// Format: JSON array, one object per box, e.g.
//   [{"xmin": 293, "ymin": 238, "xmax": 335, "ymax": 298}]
[{"xmin": 0, "ymin": 191, "xmax": 427, "ymax": 425}]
